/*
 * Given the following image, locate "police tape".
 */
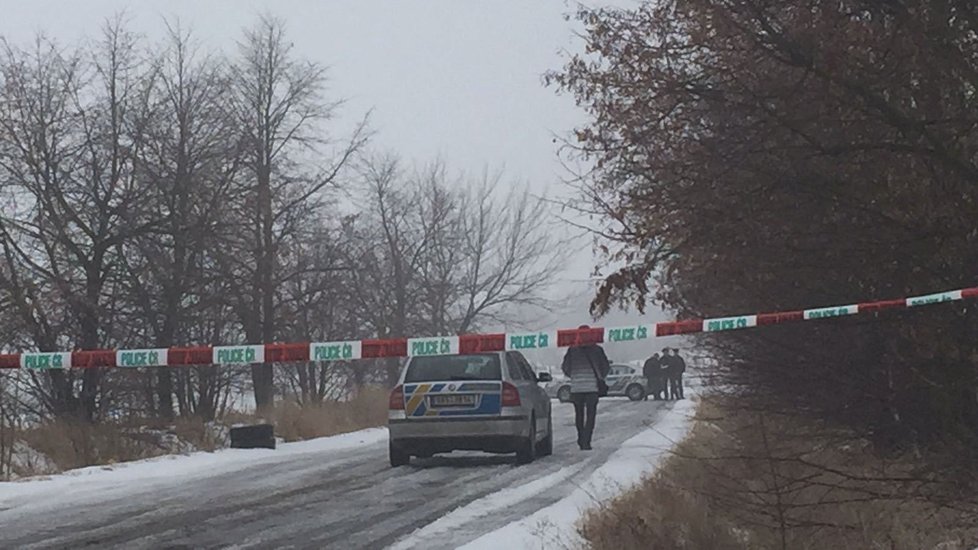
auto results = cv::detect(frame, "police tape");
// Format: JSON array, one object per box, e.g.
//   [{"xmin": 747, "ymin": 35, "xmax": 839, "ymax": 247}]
[{"xmin": 1, "ymin": 286, "xmax": 975, "ymax": 370}]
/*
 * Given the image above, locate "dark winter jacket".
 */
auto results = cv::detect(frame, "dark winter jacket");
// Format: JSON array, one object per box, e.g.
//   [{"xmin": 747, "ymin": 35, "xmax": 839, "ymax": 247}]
[
  {"xmin": 643, "ymin": 355, "xmax": 662, "ymax": 379},
  {"xmin": 664, "ymin": 354, "xmax": 687, "ymax": 377},
  {"xmin": 561, "ymin": 344, "xmax": 611, "ymax": 394}
]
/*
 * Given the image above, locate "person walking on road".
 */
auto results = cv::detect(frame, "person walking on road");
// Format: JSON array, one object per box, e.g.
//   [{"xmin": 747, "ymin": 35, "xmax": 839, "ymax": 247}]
[
  {"xmin": 665, "ymin": 348, "xmax": 687, "ymax": 400},
  {"xmin": 560, "ymin": 325, "xmax": 610, "ymax": 450},
  {"xmin": 642, "ymin": 352, "xmax": 664, "ymax": 400}
]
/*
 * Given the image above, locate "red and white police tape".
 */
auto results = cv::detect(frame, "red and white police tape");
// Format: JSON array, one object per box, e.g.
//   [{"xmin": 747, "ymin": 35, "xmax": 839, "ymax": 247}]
[{"xmin": 1, "ymin": 286, "xmax": 975, "ymax": 370}]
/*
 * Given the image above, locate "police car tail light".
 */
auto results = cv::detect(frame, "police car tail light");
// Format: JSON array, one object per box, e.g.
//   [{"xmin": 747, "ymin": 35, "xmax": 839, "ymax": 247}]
[
  {"xmin": 501, "ymin": 382, "xmax": 521, "ymax": 407},
  {"xmin": 389, "ymin": 385, "xmax": 405, "ymax": 410}
]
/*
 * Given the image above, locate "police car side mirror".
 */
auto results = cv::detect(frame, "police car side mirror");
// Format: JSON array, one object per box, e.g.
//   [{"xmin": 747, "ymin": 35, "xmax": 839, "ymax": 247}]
[{"xmin": 536, "ymin": 372, "xmax": 553, "ymax": 383}]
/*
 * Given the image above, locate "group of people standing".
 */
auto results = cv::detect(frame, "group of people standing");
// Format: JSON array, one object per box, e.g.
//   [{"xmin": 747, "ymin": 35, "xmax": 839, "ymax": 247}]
[
  {"xmin": 560, "ymin": 324, "xmax": 688, "ymax": 451},
  {"xmin": 642, "ymin": 348, "xmax": 686, "ymax": 400}
]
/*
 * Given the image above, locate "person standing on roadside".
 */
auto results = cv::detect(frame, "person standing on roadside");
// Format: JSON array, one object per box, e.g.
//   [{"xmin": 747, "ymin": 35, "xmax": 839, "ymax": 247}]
[
  {"xmin": 560, "ymin": 325, "xmax": 610, "ymax": 450},
  {"xmin": 658, "ymin": 348, "xmax": 672, "ymax": 399},
  {"xmin": 660, "ymin": 348, "xmax": 671, "ymax": 399},
  {"xmin": 642, "ymin": 352, "xmax": 663, "ymax": 400},
  {"xmin": 665, "ymin": 348, "xmax": 687, "ymax": 400}
]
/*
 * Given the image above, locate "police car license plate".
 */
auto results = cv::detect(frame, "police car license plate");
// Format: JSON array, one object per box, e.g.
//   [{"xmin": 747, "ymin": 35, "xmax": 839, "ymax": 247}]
[{"xmin": 430, "ymin": 394, "xmax": 477, "ymax": 407}]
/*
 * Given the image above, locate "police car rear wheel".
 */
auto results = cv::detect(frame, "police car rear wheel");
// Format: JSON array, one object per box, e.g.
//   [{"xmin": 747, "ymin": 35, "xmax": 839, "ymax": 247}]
[
  {"xmin": 626, "ymin": 383, "xmax": 647, "ymax": 402},
  {"xmin": 537, "ymin": 414, "xmax": 553, "ymax": 456},
  {"xmin": 516, "ymin": 415, "xmax": 536, "ymax": 465},
  {"xmin": 389, "ymin": 441, "xmax": 410, "ymax": 467}
]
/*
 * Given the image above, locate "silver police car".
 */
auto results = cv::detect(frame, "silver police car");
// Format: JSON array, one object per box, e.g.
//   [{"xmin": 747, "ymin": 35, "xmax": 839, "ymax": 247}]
[
  {"xmin": 546, "ymin": 363, "xmax": 649, "ymax": 402},
  {"xmin": 387, "ymin": 351, "xmax": 553, "ymax": 466}
]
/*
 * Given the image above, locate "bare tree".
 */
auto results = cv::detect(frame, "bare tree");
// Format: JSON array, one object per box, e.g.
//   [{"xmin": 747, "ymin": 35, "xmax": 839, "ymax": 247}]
[
  {"xmin": 275, "ymin": 218, "xmax": 361, "ymax": 404},
  {"xmin": 343, "ymin": 155, "xmax": 561, "ymax": 383},
  {"xmin": 226, "ymin": 14, "xmax": 368, "ymax": 410},
  {"xmin": 0, "ymin": 36, "xmax": 86, "ymax": 417},
  {"xmin": 0, "ymin": 18, "xmax": 156, "ymax": 420},
  {"xmin": 118, "ymin": 22, "xmax": 240, "ymax": 419},
  {"xmin": 341, "ymin": 154, "xmax": 425, "ymax": 383},
  {"xmin": 0, "ymin": 14, "xmax": 558, "ymax": 431},
  {"xmin": 413, "ymin": 161, "xmax": 465, "ymax": 335},
  {"xmin": 454, "ymin": 172, "xmax": 561, "ymax": 333}
]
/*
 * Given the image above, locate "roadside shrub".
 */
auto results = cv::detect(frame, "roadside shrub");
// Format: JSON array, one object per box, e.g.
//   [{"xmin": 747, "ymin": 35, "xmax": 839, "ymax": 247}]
[
  {"xmin": 9, "ymin": 386, "xmax": 389, "ymax": 477},
  {"xmin": 581, "ymin": 396, "xmax": 978, "ymax": 550},
  {"xmin": 264, "ymin": 386, "xmax": 389, "ymax": 442}
]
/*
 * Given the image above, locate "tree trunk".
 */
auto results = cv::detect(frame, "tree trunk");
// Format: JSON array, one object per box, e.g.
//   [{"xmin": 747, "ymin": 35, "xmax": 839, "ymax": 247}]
[
  {"xmin": 252, "ymin": 161, "xmax": 276, "ymax": 411},
  {"xmin": 77, "ymin": 260, "xmax": 104, "ymax": 422},
  {"xmin": 157, "ymin": 370, "xmax": 174, "ymax": 419}
]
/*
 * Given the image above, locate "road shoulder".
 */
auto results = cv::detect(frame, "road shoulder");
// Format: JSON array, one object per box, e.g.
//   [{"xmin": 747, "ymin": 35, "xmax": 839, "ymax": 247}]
[{"xmin": 395, "ymin": 396, "xmax": 698, "ymax": 549}]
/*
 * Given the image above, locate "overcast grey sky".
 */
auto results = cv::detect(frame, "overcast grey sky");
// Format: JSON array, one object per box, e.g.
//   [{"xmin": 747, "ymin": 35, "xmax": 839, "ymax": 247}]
[
  {"xmin": 0, "ymin": 1, "xmax": 589, "ymax": 204},
  {"xmin": 0, "ymin": 0, "xmax": 676, "ymax": 358}
]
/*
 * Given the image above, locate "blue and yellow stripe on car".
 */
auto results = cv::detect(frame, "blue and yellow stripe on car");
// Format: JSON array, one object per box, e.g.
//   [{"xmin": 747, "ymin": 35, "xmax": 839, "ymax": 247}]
[
  {"xmin": 404, "ymin": 383, "xmax": 434, "ymax": 416},
  {"xmin": 402, "ymin": 382, "xmax": 502, "ymax": 417}
]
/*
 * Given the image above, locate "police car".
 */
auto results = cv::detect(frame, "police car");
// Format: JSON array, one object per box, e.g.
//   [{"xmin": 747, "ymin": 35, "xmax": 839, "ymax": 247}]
[
  {"xmin": 387, "ymin": 351, "xmax": 554, "ymax": 467},
  {"xmin": 546, "ymin": 363, "xmax": 648, "ymax": 402}
]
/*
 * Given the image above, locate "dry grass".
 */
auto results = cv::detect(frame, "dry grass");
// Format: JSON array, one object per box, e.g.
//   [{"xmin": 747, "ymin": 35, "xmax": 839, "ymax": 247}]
[
  {"xmin": 21, "ymin": 420, "xmax": 165, "ymax": 472},
  {"xmin": 17, "ymin": 416, "xmax": 222, "ymax": 474},
  {"xmin": 580, "ymin": 473, "xmax": 744, "ymax": 549},
  {"xmin": 230, "ymin": 385, "xmax": 389, "ymax": 442},
  {"xmin": 12, "ymin": 386, "xmax": 389, "ymax": 477},
  {"xmin": 169, "ymin": 416, "xmax": 226, "ymax": 452},
  {"xmin": 580, "ymin": 396, "xmax": 978, "ymax": 550}
]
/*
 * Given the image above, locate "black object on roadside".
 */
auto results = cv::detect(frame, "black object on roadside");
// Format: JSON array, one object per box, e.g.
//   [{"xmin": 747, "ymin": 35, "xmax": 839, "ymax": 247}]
[{"xmin": 230, "ymin": 424, "xmax": 276, "ymax": 449}]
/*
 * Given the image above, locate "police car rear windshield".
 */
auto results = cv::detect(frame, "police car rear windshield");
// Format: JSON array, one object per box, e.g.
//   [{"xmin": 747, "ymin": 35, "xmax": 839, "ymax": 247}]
[{"xmin": 405, "ymin": 354, "xmax": 502, "ymax": 382}]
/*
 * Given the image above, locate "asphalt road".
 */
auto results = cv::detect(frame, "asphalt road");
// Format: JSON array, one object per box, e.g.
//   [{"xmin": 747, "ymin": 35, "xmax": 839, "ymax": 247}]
[{"xmin": 0, "ymin": 398, "xmax": 670, "ymax": 550}]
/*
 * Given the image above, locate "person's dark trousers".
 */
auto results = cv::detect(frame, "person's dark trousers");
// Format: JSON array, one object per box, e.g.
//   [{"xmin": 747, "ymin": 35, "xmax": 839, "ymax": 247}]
[
  {"xmin": 571, "ymin": 392, "xmax": 599, "ymax": 449},
  {"xmin": 670, "ymin": 376, "xmax": 684, "ymax": 399}
]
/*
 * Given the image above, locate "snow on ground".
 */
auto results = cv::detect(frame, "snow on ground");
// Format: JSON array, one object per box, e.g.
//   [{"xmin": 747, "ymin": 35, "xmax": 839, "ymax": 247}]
[
  {"xmin": 0, "ymin": 427, "xmax": 388, "ymax": 504},
  {"xmin": 387, "ymin": 461, "xmax": 592, "ymax": 550},
  {"xmin": 1, "ymin": 394, "xmax": 695, "ymax": 549},
  {"xmin": 2, "ymin": 387, "xmax": 698, "ymax": 550},
  {"xmin": 8, "ymin": 440, "xmax": 59, "ymax": 477},
  {"xmin": 456, "ymin": 397, "xmax": 697, "ymax": 550}
]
